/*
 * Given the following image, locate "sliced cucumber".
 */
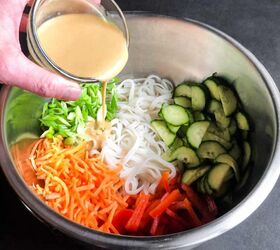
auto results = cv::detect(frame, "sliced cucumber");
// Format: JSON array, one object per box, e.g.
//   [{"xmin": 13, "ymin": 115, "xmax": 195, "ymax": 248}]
[
  {"xmin": 172, "ymin": 146, "xmax": 200, "ymax": 168},
  {"xmin": 229, "ymin": 140, "xmax": 241, "ymax": 161},
  {"xmin": 234, "ymin": 168, "xmax": 250, "ymax": 193},
  {"xmin": 169, "ymin": 138, "xmax": 184, "ymax": 151},
  {"xmin": 198, "ymin": 176, "xmax": 207, "ymax": 193},
  {"xmin": 204, "ymin": 79, "xmax": 220, "ymax": 101},
  {"xmin": 174, "ymin": 83, "xmax": 192, "ymax": 98},
  {"xmin": 186, "ymin": 109, "xmax": 194, "ymax": 124},
  {"xmin": 228, "ymin": 119, "xmax": 237, "ymax": 135},
  {"xmin": 198, "ymin": 141, "xmax": 226, "ymax": 160},
  {"xmin": 214, "ymin": 109, "xmax": 231, "ymax": 128},
  {"xmin": 194, "ymin": 111, "xmax": 205, "ymax": 121},
  {"xmin": 177, "ymin": 125, "xmax": 188, "ymax": 138},
  {"xmin": 208, "ymin": 99, "xmax": 222, "ymax": 114},
  {"xmin": 213, "ymin": 181, "xmax": 231, "ymax": 198},
  {"xmin": 218, "ymin": 85, "xmax": 237, "ymax": 116},
  {"xmin": 207, "ymin": 100, "xmax": 230, "ymax": 128},
  {"xmin": 208, "ymin": 122, "xmax": 231, "ymax": 141},
  {"xmin": 182, "ymin": 165, "xmax": 210, "ymax": 185},
  {"xmin": 151, "ymin": 120, "xmax": 176, "ymax": 146},
  {"xmin": 174, "ymin": 96, "xmax": 192, "ymax": 108},
  {"xmin": 161, "ymin": 104, "xmax": 189, "ymax": 126},
  {"xmin": 202, "ymin": 132, "xmax": 232, "ymax": 150},
  {"xmin": 207, "ymin": 163, "xmax": 233, "ymax": 191},
  {"xmin": 242, "ymin": 131, "xmax": 248, "ymax": 140},
  {"xmin": 158, "ymin": 103, "xmax": 168, "ymax": 119},
  {"xmin": 181, "ymin": 137, "xmax": 190, "ymax": 147},
  {"xmin": 191, "ymin": 86, "xmax": 207, "ymax": 111},
  {"xmin": 215, "ymin": 153, "xmax": 240, "ymax": 181},
  {"xmin": 204, "ymin": 176, "xmax": 214, "ymax": 195},
  {"xmin": 161, "ymin": 150, "xmax": 175, "ymax": 162},
  {"xmin": 197, "ymin": 178, "xmax": 206, "ymax": 193},
  {"xmin": 187, "ymin": 121, "xmax": 210, "ymax": 148},
  {"xmin": 236, "ymin": 111, "xmax": 250, "ymax": 130},
  {"xmin": 242, "ymin": 141, "xmax": 251, "ymax": 170},
  {"xmin": 167, "ymin": 123, "xmax": 180, "ymax": 134}
]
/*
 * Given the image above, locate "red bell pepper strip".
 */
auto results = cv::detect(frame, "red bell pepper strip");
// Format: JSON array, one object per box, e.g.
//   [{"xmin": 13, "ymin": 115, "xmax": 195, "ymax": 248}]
[
  {"xmin": 205, "ymin": 195, "xmax": 218, "ymax": 217},
  {"xmin": 181, "ymin": 184, "xmax": 212, "ymax": 220},
  {"xmin": 150, "ymin": 216, "xmax": 160, "ymax": 236},
  {"xmin": 112, "ymin": 209, "xmax": 133, "ymax": 234},
  {"xmin": 183, "ymin": 198, "xmax": 202, "ymax": 227},
  {"xmin": 125, "ymin": 193, "xmax": 150, "ymax": 232},
  {"xmin": 149, "ymin": 189, "xmax": 181, "ymax": 218}
]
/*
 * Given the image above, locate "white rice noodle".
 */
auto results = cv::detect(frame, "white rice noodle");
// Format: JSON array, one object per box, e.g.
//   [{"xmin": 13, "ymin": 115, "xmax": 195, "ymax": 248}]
[{"xmin": 101, "ymin": 75, "xmax": 177, "ymax": 195}]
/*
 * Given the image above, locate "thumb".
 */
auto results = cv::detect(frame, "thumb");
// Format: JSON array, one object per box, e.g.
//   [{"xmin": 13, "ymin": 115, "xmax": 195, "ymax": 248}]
[{"xmin": 2, "ymin": 51, "xmax": 82, "ymax": 100}]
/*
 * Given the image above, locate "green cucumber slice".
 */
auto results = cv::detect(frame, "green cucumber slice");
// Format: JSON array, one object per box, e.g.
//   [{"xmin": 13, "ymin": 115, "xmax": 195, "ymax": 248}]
[
  {"xmin": 229, "ymin": 140, "xmax": 241, "ymax": 161},
  {"xmin": 167, "ymin": 123, "xmax": 180, "ymax": 133},
  {"xmin": 151, "ymin": 120, "xmax": 176, "ymax": 146},
  {"xmin": 214, "ymin": 110, "xmax": 231, "ymax": 128},
  {"xmin": 182, "ymin": 137, "xmax": 190, "ymax": 147},
  {"xmin": 161, "ymin": 150, "xmax": 175, "ymax": 162},
  {"xmin": 207, "ymin": 100, "xmax": 230, "ymax": 128},
  {"xmin": 161, "ymin": 104, "xmax": 189, "ymax": 126},
  {"xmin": 236, "ymin": 111, "xmax": 250, "ymax": 130},
  {"xmin": 174, "ymin": 83, "xmax": 192, "ymax": 97},
  {"xmin": 218, "ymin": 85, "xmax": 237, "ymax": 116},
  {"xmin": 198, "ymin": 176, "xmax": 207, "ymax": 193},
  {"xmin": 172, "ymin": 146, "xmax": 200, "ymax": 168},
  {"xmin": 234, "ymin": 168, "xmax": 250, "ymax": 193},
  {"xmin": 177, "ymin": 125, "xmax": 188, "ymax": 138},
  {"xmin": 187, "ymin": 121, "xmax": 210, "ymax": 148},
  {"xmin": 215, "ymin": 153, "xmax": 240, "ymax": 181},
  {"xmin": 207, "ymin": 123, "xmax": 231, "ymax": 141},
  {"xmin": 191, "ymin": 86, "xmax": 207, "ymax": 111},
  {"xmin": 242, "ymin": 131, "xmax": 248, "ymax": 140},
  {"xmin": 202, "ymin": 132, "xmax": 232, "ymax": 150},
  {"xmin": 169, "ymin": 138, "xmax": 184, "ymax": 151},
  {"xmin": 181, "ymin": 165, "xmax": 210, "ymax": 185},
  {"xmin": 229, "ymin": 119, "xmax": 237, "ymax": 135},
  {"xmin": 204, "ymin": 79, "xmax": 220, "ymax": 101},
  {"xmin": 204, "ymin": 176, "xmax": 214, "ymax": 195},
  {"xmin": 197, "ymin": 141, "xmax": 226, "ymax": 160},
  {"xmin": 213, "ymin": 181, "xmax": 231, "ymax": 198},
  {"xmin": 193, "ymin": 111, "xmax": 206, "ymax": 121},
  {"xmin": 174, "ymin": 97, "xmax": 192, "ymax": 108},
  {"xmin": 242, "ymin": 141, "xmax": 251, "ymax": 170},
  {"xmin": 207, "ymin": 163, "xmax": 233, "ymax": 191}
]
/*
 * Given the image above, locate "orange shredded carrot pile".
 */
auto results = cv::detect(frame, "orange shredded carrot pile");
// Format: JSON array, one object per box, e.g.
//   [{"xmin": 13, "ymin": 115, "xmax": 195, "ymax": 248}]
[{"xmin": 30, "ymin": 136, "xmax": 129, "ymax": 234}]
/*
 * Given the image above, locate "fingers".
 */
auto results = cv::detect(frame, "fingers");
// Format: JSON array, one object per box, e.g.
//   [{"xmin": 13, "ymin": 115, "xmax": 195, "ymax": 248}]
[{"xmin": 2, "ymin": 50, "xmax": 82, "ymax": 100}]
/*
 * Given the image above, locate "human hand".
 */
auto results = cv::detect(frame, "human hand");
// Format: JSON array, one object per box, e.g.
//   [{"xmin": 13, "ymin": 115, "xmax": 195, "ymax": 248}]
[{"xmin": 0, "ymin": 0, "xmax": 100, "ymax": 100}]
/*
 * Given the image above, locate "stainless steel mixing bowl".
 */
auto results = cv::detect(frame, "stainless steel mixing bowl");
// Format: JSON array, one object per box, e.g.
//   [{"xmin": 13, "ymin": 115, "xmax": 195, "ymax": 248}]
[{"xmin": 1, "ymin": 14, "xmax": 280, "ymax": 250}]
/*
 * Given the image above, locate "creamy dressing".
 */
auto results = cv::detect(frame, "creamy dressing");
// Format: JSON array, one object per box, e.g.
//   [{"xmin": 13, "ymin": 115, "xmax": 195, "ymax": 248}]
[
  {"xmin": 101, "ymin": 81, "xmax": 107, "ymax": 128},
  {"xmin": 37, "ymin": 13, "xmax": 128, "ymax": 80}
]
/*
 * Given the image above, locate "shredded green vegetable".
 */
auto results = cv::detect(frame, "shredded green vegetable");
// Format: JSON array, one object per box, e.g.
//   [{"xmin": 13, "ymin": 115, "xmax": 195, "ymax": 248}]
[{"xmin": 40, "ymin": 78, "xmax": 119, "ymax": 142}]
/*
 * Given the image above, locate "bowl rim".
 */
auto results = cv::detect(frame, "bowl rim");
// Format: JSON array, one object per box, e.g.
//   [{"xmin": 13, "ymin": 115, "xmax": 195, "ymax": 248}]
[{"xmin": 1, "ymin": 13, "xmax": 280, "ymax": 249}]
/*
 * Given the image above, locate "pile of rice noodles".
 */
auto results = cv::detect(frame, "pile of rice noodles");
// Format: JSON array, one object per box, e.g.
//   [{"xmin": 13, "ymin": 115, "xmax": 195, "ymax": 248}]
[{"xmin": 101, "ymin": 75, "xmax": 177, "ymax": 195}]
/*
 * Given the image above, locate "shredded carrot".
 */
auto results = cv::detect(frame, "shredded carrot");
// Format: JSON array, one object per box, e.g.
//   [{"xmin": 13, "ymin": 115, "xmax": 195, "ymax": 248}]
[{"xmin": 30, "ymin": 137, "xmax": 128, "ymax": 234}]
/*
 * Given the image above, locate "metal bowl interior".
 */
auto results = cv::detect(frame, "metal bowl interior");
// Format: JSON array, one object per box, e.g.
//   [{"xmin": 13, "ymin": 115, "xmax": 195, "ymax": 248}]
[{"xmin": 0, "ymin": 14, "xmax": 280, "ymax": 250}]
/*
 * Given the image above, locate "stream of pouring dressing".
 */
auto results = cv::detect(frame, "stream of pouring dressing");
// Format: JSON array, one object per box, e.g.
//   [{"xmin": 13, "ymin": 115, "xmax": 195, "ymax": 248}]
[{"xmin": 37, "ymin": 13, "xmax": 128, "ymax": 134}]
